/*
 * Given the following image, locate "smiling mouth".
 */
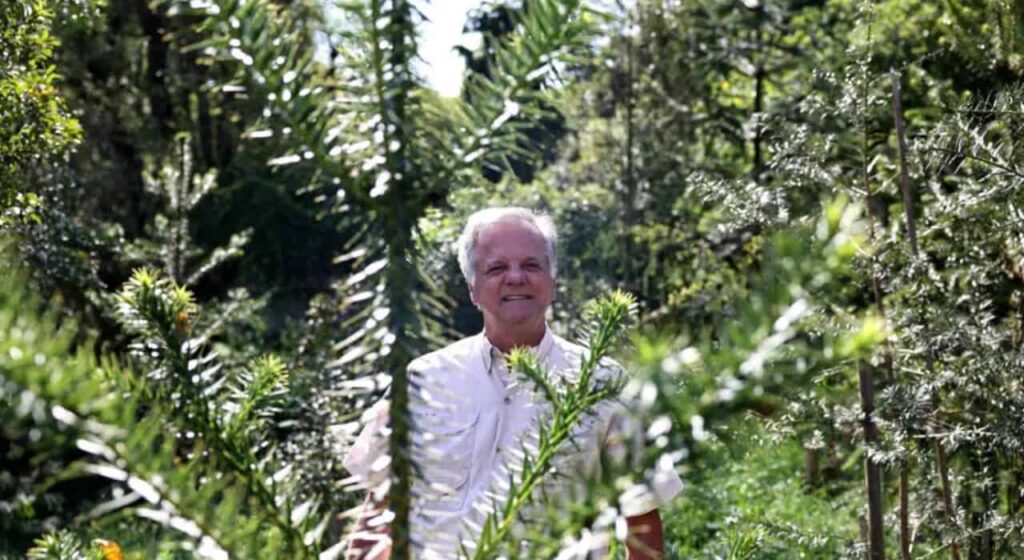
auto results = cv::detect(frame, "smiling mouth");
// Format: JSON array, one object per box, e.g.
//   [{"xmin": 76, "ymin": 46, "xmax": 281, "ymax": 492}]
[{"xmin": 502, "ymin": 295, "xmax": 533, "ymax": 302}]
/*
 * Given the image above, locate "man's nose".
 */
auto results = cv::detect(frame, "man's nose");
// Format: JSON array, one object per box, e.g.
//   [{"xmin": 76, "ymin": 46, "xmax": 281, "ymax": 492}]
[{"xmin": 504, "ymin": 265, "xmax": 526, "ymax": 283}]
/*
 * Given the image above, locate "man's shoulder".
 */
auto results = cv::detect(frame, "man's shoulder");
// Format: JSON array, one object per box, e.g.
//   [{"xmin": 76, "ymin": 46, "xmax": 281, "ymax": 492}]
[{"xmin": 408, "ymin": 334, "xmax": 482, "ymax": 374}]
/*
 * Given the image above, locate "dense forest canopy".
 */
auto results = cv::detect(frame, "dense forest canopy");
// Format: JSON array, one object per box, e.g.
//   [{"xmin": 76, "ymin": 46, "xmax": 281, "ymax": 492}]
[{"xmin": 2, "ymin": 0, "xmax": 1024, "ymax": 558}]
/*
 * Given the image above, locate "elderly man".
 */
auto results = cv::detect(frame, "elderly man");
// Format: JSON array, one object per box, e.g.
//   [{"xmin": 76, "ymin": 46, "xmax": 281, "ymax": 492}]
[{"xmin": 344, "ymin": 207, "xmax": 681, "ymax": 558}]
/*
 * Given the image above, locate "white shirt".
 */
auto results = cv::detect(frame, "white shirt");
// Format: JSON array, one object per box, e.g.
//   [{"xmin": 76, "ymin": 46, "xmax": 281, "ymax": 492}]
[{"xmin": 343, "ymin": 328, "xmax": 683, "ymax": 558}]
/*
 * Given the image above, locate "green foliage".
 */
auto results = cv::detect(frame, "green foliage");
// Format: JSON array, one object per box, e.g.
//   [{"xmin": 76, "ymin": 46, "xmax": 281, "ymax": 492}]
[
  {"xmin": 122, "ymin": 137, "xmax": 251, "ymax": 289},
  {"xmin": 622, "ymin": 199, "xmax": 882, "ymax": 551},
  {"xmin": 112, "ymin": 269, "xmax": 328, "ymax": 556},
  {"xmin": 0, "ymin": 0, "xmax": 84, "ymax": 204},
  {"xmin": 5, "ymin": 0, "xmax": 1024, "ymax": 556},
  {"xmin": 26, "ymin": 530, "xmax": 104, "ymax": 560},
  {"xmin": 662, "ymin": 427, "xmax": 862, "ymax": 559},
  {"xmin": 1, "ymin": 262, "xmax": 340, "ymax": 558},
  {"xmin": 0, "ymin": 252, "xmax": 117, "ymax": 554}
]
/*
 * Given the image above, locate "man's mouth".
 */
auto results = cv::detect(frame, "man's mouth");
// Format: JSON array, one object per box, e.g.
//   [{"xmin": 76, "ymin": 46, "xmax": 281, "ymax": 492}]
[{"xmin": 502, "ymin": 295, "xmax": 532, "ymax": 302}]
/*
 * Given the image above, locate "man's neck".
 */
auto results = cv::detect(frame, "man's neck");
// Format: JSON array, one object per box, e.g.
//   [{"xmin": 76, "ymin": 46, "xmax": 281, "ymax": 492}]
[{"xmin": 483, "ymin": 321, "xmax": 546, "ymax": 354}]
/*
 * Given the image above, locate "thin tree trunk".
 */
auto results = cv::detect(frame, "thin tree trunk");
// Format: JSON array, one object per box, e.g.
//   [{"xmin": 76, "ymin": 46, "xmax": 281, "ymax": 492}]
[
  {"xmin": 752, "ymin": 18, "xmax": 765, "ymax": 179},
  {"xmin": 859, "ymin": 361, "xmax": 885, "ymax": 560},
  {"xmin": 978, "ymin": 450, "xmax": 996, "ymax": 560},
  {"xmin": 859, "ymin": 515, "xmax": 871, "ymax": 560},
  {"xmin": 172, "ymin": 137, "xmax": 188, "ymax": 285},
  {"xmin": 805, "ymin": 446, "xmax": 820, "ymax": 488},
  {"xmin": 935, "ymin": 434, "xmax": 961, "ymax": 559},
  {"xmin": 891, "ymin": 69, "xmax": 961, "ymax": 560},
  {"xmin": 135, "ymin": 0, "xmax": 174, "ymax": 139},
  {"xmin": 899, "ymin": 465, "xmax": 911, "ymax": 560},
  {"xmin": 855, "ymin": 62, "xmax": 886, "ymax": 560},
  {"xmin": 196, "ymin": 89, "xmax": 216, "ymax": 170},
  {"xmin": 1015, "ymin": 460, "xmax": 1024, "ymax": 515},
  {"xmin": 827, "ymin": 438, "xmax": 840, "ymax": 478},
  {"xmin": 864, "ymin": 136, "xmax": 909, "ymax": 560},
  {"xmin": 1016, "ymin": 292, "xmax": 1024, "ymax": 349},
  {"xmin": 890, "ymin": 71, "xmax": 919, "ymax": 255},
  {"xmin": 621, "ymin": 21, "xmax": 638, "ymax": 293}
]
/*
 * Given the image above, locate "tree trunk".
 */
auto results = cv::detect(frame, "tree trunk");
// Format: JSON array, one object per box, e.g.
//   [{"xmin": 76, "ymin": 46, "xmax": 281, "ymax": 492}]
[
  {"xmin": 899, "ymin": 465, "xmax": 911, "ymax": 560},
  {"xmin": 752, "ymin": 21, "xmax": 765, "ymax": 179},
  {"xmin": 891, "ymin": 69, "xmax": 961, "ymax": 560},
  {"xmin": 890, "ymin": 70, "xmax": 919, "ymax": 255},
  {"xmin": 859, "ymin": 514, "xmax": 871, "ymax": 560},
  {"xmin": 854, "ymin": 62, "xmax": 889, "ymax": 560},
  {"xmin": 858, "ymin": 361, "xmax": 885, "ymax": 560},
  {"xmin": 621, "ymin": 21, "xmax": 638, "ymax": 294},
  {"xmin": 935, "ymin": 440, "xmax": 961, "ymax": 560},
  {"xmin": 974, "ymin": 450, "xmax": 995, "ymax": 560},
  {"xmin": 1011, "ymin": 460, "xmax": 1019, "ymax": 517},
  {"xmin": 805, "ymin": 446, "xmax": 820, "ymax": 489},
  {"xmin": 134, "ymin": 0, "xmax": 175, "ymax": 139}
]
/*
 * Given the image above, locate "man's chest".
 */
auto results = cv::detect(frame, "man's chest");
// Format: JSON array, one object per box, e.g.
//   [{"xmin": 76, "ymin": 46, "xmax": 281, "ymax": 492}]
[
  {"xmin": 411, "ymin": 362, "xmax": 605, "ymax": 518},
  {"xmin": 412, "ymin": 364, "xmax": 541, "ymax": 487}
]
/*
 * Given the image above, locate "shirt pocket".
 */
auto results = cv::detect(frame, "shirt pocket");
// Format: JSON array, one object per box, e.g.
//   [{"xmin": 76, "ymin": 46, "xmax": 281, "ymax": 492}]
[{"xmin": 414, "ymin": 410, "xmax": 480, "ymax": 512}]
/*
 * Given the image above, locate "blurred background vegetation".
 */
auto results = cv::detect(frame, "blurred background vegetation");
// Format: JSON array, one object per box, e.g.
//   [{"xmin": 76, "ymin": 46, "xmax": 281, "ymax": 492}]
[{"xmin": 2, "ymin": 0, "xmax": 1024, "ymax": 558}]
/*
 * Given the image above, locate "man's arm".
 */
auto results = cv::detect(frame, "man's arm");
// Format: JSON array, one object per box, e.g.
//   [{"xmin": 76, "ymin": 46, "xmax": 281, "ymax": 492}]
[
  {"xmin": 343, "ymin": 397, "xmax": 393, "ymax": 560},
  {"xmin": 625, "ymin": 508, "xmax": 665, "ymax": 560}
]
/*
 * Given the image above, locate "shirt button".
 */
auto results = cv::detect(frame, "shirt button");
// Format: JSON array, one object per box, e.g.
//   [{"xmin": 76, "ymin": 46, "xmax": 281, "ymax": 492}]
[{"xmin": 504, "ymin": 396, "xmax": 512, "ymax": 404}]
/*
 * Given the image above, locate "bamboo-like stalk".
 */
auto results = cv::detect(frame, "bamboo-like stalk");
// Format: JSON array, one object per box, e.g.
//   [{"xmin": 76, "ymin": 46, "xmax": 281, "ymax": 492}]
[{"xmin": 890, "ymin": 69, "xmax": 960, "ymax": 560}]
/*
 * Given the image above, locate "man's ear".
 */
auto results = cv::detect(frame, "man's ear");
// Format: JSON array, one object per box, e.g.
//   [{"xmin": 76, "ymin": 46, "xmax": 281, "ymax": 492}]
[{"xmin": 467, "ymin": 283, "xmax": 478, "ymax": 307}]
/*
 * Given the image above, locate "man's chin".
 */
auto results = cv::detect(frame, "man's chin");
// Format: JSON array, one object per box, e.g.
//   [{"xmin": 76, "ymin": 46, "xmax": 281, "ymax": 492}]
[{"xmin": 496, "ymin": 310, "xmax": 543, "ymax": 327}]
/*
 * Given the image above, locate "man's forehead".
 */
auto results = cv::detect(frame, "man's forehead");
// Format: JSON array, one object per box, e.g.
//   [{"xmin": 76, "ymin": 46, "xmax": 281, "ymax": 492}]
[
  {"xmin": 475, "ymin": 222, "xmax": 548, "ymax": 264},
  {"xmin": 475, "ymin": 221, "xmax": 547, "ymax": 258},
  {"xmin": 480, "ymin": 253, "xmax": 544, "ymax": 264}
]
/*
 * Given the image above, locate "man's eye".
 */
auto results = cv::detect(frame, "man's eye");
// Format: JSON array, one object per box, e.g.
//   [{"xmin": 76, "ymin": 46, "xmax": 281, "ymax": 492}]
[
  {"xmin": 524, "ymin": 263, "xmax": 541, "ymax": 271},
  {"xmin": 487, "ymin": 266, "xmax": 505, "ymax": 274}
]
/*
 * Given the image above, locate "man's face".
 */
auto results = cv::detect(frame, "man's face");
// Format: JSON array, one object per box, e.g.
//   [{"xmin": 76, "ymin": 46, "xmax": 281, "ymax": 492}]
[{"xmin": 469, "ymin": 219, "xmax": 554, "ymax": 336}]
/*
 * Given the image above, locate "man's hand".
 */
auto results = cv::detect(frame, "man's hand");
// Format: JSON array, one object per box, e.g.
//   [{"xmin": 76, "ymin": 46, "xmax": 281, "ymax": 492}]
[
  {"xmin": 625, "ymin": 509, "xmax": 666, "ymax": 560},
  {"xmin": 345, "ymin": 494, "xmax": 392, "ymax": 560}
]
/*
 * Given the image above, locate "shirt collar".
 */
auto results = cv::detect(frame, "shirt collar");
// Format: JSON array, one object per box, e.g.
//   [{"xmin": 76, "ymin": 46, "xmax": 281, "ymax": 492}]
[{"xmin": 477, "ymin": 325, "xmax": 555, "ymax": 373}]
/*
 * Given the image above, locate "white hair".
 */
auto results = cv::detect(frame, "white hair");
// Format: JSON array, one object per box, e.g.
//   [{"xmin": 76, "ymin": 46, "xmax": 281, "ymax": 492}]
[{"xmin": 456, "ymin": 207, "xmax": 558, "ymax": 284}]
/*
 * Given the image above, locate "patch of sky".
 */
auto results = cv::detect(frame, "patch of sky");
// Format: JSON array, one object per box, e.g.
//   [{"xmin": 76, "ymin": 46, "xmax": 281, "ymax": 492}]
[{"xmin": 315, "ymin": 0, "xmax": 483, "ymax": 98}]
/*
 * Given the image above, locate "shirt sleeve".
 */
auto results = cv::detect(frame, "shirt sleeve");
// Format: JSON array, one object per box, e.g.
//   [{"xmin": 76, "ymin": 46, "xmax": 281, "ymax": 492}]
[{"xmin": 599, "ymin": 400, "xmax": 684, "ymax": 517}]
